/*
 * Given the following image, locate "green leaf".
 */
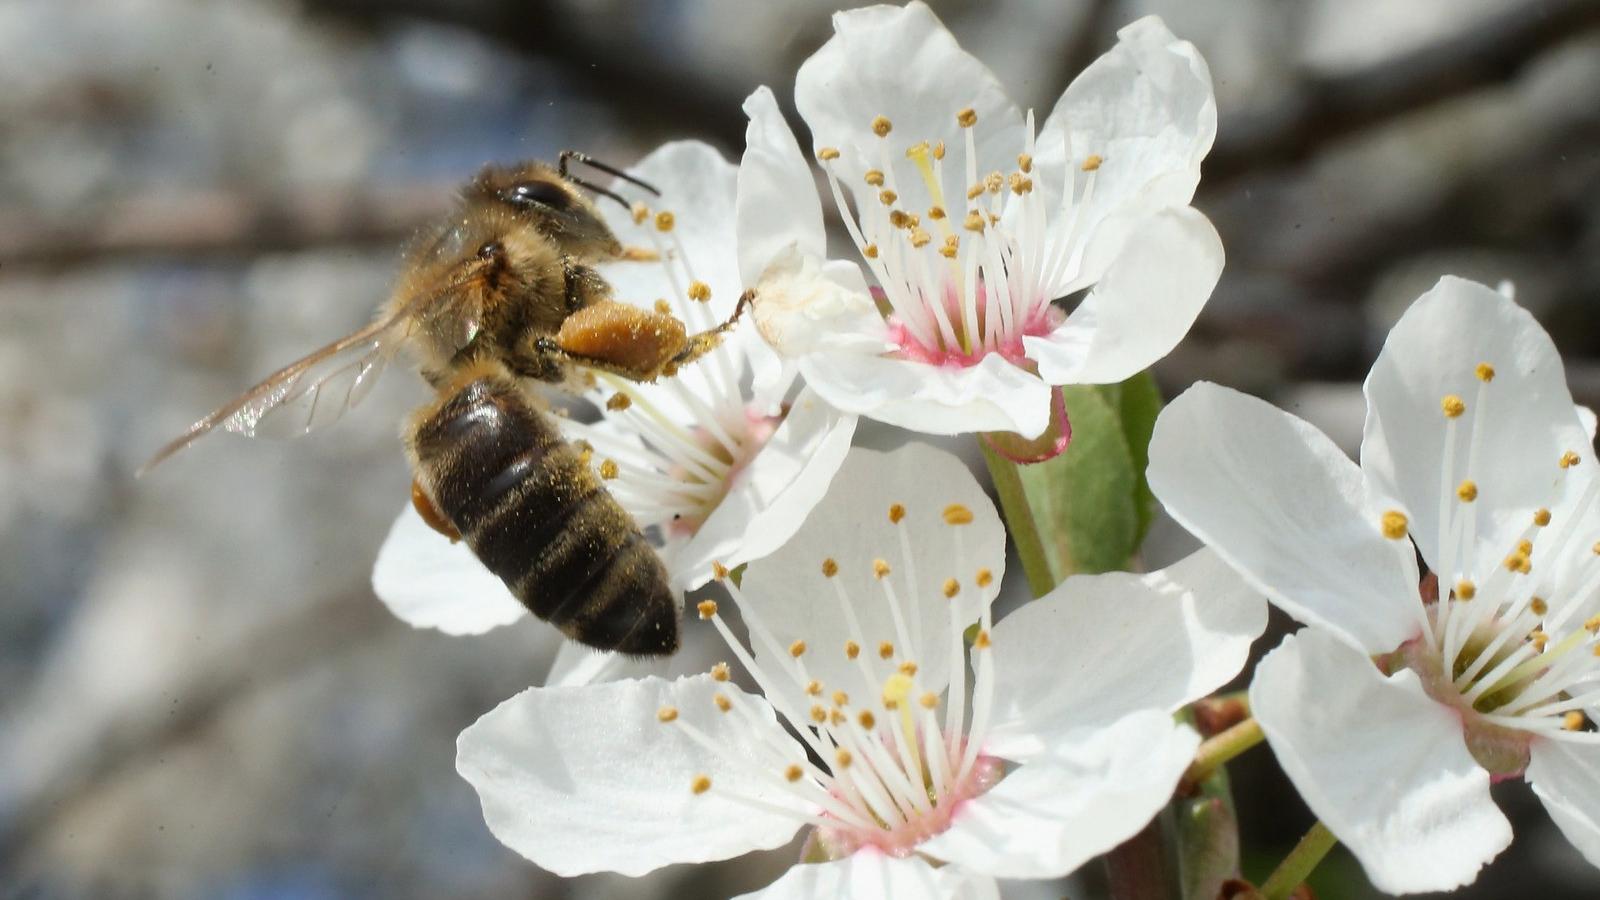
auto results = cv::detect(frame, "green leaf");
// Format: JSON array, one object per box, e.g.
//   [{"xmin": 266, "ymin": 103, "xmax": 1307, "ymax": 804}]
[
  {"xmin": 1115, "ymin": 370, "xmax": 1164, "ymax": 546},
  {"xmin": 1015, "ymin": 385, "xmax": 1138, "ymax": 577}
]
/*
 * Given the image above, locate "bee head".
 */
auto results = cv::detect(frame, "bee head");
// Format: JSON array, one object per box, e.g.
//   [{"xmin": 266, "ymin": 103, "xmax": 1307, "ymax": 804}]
[{"xmin": 469, "ymin": 162, "xmax": 625, "ymax": 261}]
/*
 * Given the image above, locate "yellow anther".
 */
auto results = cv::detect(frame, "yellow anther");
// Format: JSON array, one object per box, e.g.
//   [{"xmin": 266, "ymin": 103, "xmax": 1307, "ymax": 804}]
[
  {"xmin": 909, "ymin": 228, "xmax": 932, "ymax": 248},
  {"xmin": 888, "ymin": 503, "xmax": 907, "ymax": 523},
  {"xmin": 1476, "ymin": 363, "xmax": 1496, "ymax": 382},
  {"xmin": 711, "ymin": 662, "xmax": 731, "ymax": 682},
  {"xmin": 987, "ymin": 211, "xmax": 1000, "ymax": 225},
  {"xmin": 713, "ymin": 693, "xmax": 732, "ymax": 712},
  {"xmin": 1457, "ymin": 480, "xmax": 1478, "ymax": 502},
  {"xmin": 974, "ymin": 630, "xmax": 992, "ymax": 649},
  {"xmin": 1593, "ymin": 541, "xmax": 1600, "ymax": 556},
  {"xmin": 904, "ymin": 141, "xmax": 930, "ymax": 161},
  {"xmin": 919, "ymin": 692, "xmax": 939, "ymax": 709},
  {"xmin": 1518, "ymin": 539, "xmax": 1533, "ymax": 556},
  {"xmin": 864, "ymin": 243, "xmax": 880, "ymax": 259},
  {"xmin": 938, "ymin": 242, "xmax": 958, "ymax": 259},
  {"xmin": 878, "ymin": 641, "xmax": 895, "ymax": 660},
  {"xmin": 790, "ymin": 640, "xmax": 808, "ymax": 658},
  {"xmin": 932, "ymin": 140, "xmax": 946, "ymax": 160},
  {"xmin": 1009, "ymin": 172, "xmax": 1025, "ymax": 194},
  {"xmin": 1504, "ymin": 552, "xmax": 1531, "ymax": 574},
  {"xmin": 943, "ymin": 504, "xmax": 974, "ymax": 525},
  {"xmin": 963, "ymin": 210, "xmax": 985, "ymax": 232},
  {"xmin": 898, "ymin": 661, "xmax": 919, "ymax": 677},
  {"xmin": 810, "ymin": 704, "xmax": 827, "ymax": 723},
  {"xmin": 1562, "ymin": 451, "xmax": 1582, "ymax": 469},
  {"xmin": 822, "ymin": 557, "xmax": 839, "ymax": 577},
  {"xmin": 984, "ymin": 172, "xmax": 1003, "ymax": 194},
  {"xmin": 1082, "ymin": 153, "xmax": 1104, "ymax": 171},
  {"xmin": 1455, "ymin": 580, "xmax": 1477, "ymax": 600},
  {"xmin": 858, "ymin": 710, "xmax": 876, "ymax": 729},
  {"xmin": 1442, "ymin": 395, "xmax": 1466, "ymax": 418},
  {"xmin": 871, "ymin": 115, "xmax": 893, "ymax": 137},
  {"xmin": 1594, "ymin": 643, "xmax": 1600, "ymax": 657},
  {"xmin": 712, "ymin": 561, "xmax": 730, "ymax": 581},
  {"xmin": 832, "ymin": 690, "xmax": 849, "ymax": 707},
  {"xmin": 658, "ymin": 706, "xmax": 680, "ymax": 723},
  {"xmin": 687, "ymin": 280, "xmax": 712, "ymax": 303},
  {"xmin": 654, "ymin": 211, "xmax": 676, "ymax": 232},
  {"xmin": 653, "ymin": 298, "xmax": 673, "ymax": 314},
  {"xmin": 927, "ymin": 205, "xmax": 947, "ymax": 220},
  {"xmin": 1380, "ymin": 510, "xmax": 1410, "ymax": 540},
  {"xmin": 1586, "ymin": 614, "xmax": 1600, "ymax": 634},
  {"xmin": 1531, "ymin": 629, "xmax": 1549, "ymax": 652},
  {"xmin": 1017, "ymin": 152, "xmax": 1033, "ymax": 173},
  {"xmin": 873, "ymin": 558, "xmax": 892, "ymax": 579},
  {"xmin": 830, "ymin": 709, "xmax": 846, "ymax": 726},
  {"xmin": 966, "ymin": 183, "xmax": 985, "ymax": 201},
  {"xmin": 802, "ymin": 680, "xmax": 821, "ymax": 697},
  {"xmin": 818, "ymin": 147, "xmax": 841, "ymax": 161},
  {"xmin": 835, "ymin": 748, "xmax": 854, "ymax": 768},
  {"xmin": 784, "ymin": 764, "xmax": 804, "ymax": 782},
  {"xmin": 864, "ymin": 169, "xmax": 885, "ymax": 186},
  {"xmin": 697, "ymin": 599, "xmax": 719, "ymax": 619},
  {"xmin": 690, "ymin": 774, "xmax": 712, "ymax": 795},
  {"xmin": 888, "ymin": 210, "xmax": 912, "ymax": 229},
  {"xmin": 879, "ymin": 189, "xmax": 898, "ymax": 206},
  {"xmin": 882, "ymin": 671, "xmax": 914, "ymax": 707},
  {"xmin": 1531, "ymin": 597, "xmax": 1549, "ymax": 616},
  {"xmin": 631, "ymin": 202, "xmax": 650, "ymax": 225},
  {"xmin": 942, "ymin": 578, "xmax": 960, "ymax": 598},
  {"xmin": 956, "ymin": 107, "xmax": 977, "ymax": 128},
  {"xmin": 599, "ymin": 459, "xmax": 620, "ymax": 480},
  {"xmin": 845, "ymin": 640, "xmax": 860, "ymax": 659},
  {"xmin": 1565, "ymin": 711, "xmax": 1587, "ymax": 731},
  {"xmin": 976, "ymin": 568, "xmax": 994, "ymax": 588},
  {"xmin": 1535, "ymin": 508, "xmax": 1552, "ymax": 527}
]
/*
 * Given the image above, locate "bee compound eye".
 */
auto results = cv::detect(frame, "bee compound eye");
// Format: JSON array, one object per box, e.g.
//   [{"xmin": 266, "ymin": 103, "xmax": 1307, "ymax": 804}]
[
  {"xmin": 503, "ymin": 180, "xmax": 573, "ymax": 211},
  {"xmin": 477, "ymin": 240, "xmax": 504, "ymax": 261}
]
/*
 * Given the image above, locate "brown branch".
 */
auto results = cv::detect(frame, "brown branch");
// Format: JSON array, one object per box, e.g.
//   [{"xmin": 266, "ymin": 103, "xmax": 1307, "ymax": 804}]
[
  {"xmin": 0, "ymin": 588, "xmax": 395, "ymax": 876},
  {"xmin": 1207, "ymin": 0, "xmax": 1600, "ymax": 182},
  {"xmin": 0, "ymin": 181, "xmax": 453, "ymax": 270}
]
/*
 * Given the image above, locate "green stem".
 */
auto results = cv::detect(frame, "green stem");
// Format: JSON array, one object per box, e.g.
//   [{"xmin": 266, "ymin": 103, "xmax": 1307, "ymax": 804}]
[
  {"xmin": 1181, "ymin": 716, "xmax": 1264, "ymax": 791},
  {"xmin": 979, "ymin": 441, "xmax": 1056, "ymax": 597},
  {"xmin": 1259, "ymin": 820, "xmax": 1338, "ymax": 900}
]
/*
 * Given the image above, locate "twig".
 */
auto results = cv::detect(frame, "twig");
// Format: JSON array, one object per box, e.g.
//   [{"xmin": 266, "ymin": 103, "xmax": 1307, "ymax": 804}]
[{"xmin": 1207, "ymin": 0, "xmax": 1600, "ymax": 182}]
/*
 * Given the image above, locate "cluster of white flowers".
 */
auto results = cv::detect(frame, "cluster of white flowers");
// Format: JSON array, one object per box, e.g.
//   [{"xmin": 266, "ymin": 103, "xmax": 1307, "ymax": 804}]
[{"xmin": 366, "ymin": 3, "xmax": 1600, "ymax": 897}]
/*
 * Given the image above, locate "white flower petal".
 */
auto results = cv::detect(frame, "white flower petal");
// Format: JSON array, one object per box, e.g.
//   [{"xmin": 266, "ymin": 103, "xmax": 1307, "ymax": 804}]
[
  {"xmin": 738, "ymin": 443, "xmax": 1005, "ymax": 705},
  {"xmin": 737, "ymin": 853, "xmax": 998, "ymax": 900},
  {"xmin": 1034, "ymin": 15, "xmax": 1215, "ymax": 278},
  {"xmin": 923, "ymin": 710, "xmax": 1197, "ymax": 879},
  {"xmin": 1148, "ymin": 382, "xmax": 1421, "ymax": 655},
  {"xmin": 1527, "ymin": 738, "xmax": 1600, "ymax": 869},
  {"xmin": 672, "ymin": 388, "xmax": 857, "ymax": 591},
  {"xmin": 1251, "ymin": 628, "xmax": 1511, "ymax": 895},
  {"xmin": 1580, "ymin": 405, "xmax": 1597, "ymax": 441},
  {"xmin": 545, "ymin": 641, "xmax": 668, "ymax": 688},
  {"xmin": 737, "ymin": 85, "xmax": 826, "ymax": 287},
  {"xmin": 456, "ymin": 675, "xmax": 801, "ymax": 877},
  {"xmin": 1362, "ymin": 276, "xmax": 1593, "ymax": 575},
  {"xmin": 801, "ymin": 351, "xmax": 1053, "ymax": 438},
  {"xmin": 749, "ymin": 245, "xmax": 888, "ymax": 360},
  {"xmin": 370, "ymin": 503, "xmax": 526, "ymax": 635},
  {"xmin": 598, "ymin": 140, "xmax": 742, "ymax": 321},
  {"xmin": 984, "ymin": 547, "xmax": 1265, "ymax": 759},
  {"xmin": 794, "ymin": 1, "xmax": 1023, "ymax": 219},
  {"xmin": 1026, "ymin": 206, "xmax": 1222, "ymax": 386}
]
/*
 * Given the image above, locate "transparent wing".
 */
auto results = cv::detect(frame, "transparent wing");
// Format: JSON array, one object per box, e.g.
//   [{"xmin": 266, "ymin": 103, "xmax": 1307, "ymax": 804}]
[{"xmin": 137, "ymin": 285, "xmax": 472, "ymax": 476}]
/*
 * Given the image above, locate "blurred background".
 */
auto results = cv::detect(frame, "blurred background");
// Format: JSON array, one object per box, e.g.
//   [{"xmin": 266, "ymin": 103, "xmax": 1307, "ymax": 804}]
[{"xmin": 3, "ymin": 0, "xmax": 1599, "ymax": 897}]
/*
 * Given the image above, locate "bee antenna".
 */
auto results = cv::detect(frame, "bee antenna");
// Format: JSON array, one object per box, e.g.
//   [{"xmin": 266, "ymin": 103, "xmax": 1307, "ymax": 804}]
[
  {"xmin": 565, "ymin": 176, "xmax": 635, "ymax": 211},
  {"xmin": 559, "ymin": 150, "xmax": 661, "ymax": 198}
]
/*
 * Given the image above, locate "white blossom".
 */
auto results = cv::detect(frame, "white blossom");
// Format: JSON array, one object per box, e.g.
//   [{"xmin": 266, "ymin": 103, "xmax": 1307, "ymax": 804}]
[
  {"xmin": 456, "ymin": 443, "xmax": 1265, "ymax": 896},
  {"xmin": 736, "ymin": 3, "xmax": 1222, "ymax": 440},
  {"xmin": 1149, "ymin": 276, "xmax": 1600, "ymax": 893}
]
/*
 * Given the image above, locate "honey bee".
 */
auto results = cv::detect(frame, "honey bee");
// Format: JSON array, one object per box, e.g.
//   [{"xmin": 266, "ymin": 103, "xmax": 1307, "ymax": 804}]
[{"xmin": 140, "ymin": 152, "xmax": 749, "ymax": 656}]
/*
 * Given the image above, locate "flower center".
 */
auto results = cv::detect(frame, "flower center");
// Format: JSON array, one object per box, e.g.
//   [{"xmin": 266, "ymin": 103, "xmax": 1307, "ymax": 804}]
[
  {"xmin": 658, "ymin": 503, "xmax": 1005, "ymax": 858},
  {"xmin": 1378, "ymin": 361, "xmax": 1600, "ymax": 768},
  {"xmin": 813, "ymin": 108, "xmax": 1101, "ymax": 368},
  {"xmin": 562, "ymin": 207, "xmax": 782, "ymax": 539}
]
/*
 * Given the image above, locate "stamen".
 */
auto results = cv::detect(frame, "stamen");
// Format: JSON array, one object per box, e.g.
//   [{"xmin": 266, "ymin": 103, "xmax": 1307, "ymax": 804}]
[
  {"xmin": 1456, "ymin": 580, "xmax": 1477, "ymax": 600},
  {"xmin": 943, "ymin": 504, "xmax": 974, "ymax": 525},
  {"xmin": 956, "ymin": 108, "xmax": 977, "ymax": 128},
  {"xmin": 1457, "ymin": 480, "xmax": 1478, "ymax": 502},
  {"xmin": 790, "ymin": 640, "xmax": 808, "ymax": 658},
  {"xmin": 1476, "ymin": 363, "xmax": 1496, "ymax": 382},
  {"xmin": 687, "ymin": 280, "xmax": 712, "ymax": 302},
  {"xmin": 871, "ymin": 116, "xmax": 892, "ymax": 137},
  {"xmin": 654, "ymin": 211, "xmax": 675, "ymax": 232},
  {"xmin": 1562, "ymin": 451, "xmax": 1582, "ymax": 469},
  {"xmin": 1381, "ymin": 510, "xmax": 1410, "ymax": 540},
  {"xmin": 888, "ymin": 503, "xmax": 906, "ymax": 523},
  {"xmin": 1442, "ymin": 395, "xmax": 1466, "ymax": 418},
  {"xmin": 818, "ymin": 147, "xmax": 841, "ymax": 161},
  {"xmin": 690, "ymin": 774, "xmax": 711, "ymax": 794}
]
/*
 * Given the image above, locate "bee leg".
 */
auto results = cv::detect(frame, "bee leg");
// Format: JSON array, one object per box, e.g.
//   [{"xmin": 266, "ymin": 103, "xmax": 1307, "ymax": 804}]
[
  {"xmin": 562, "ymin": 260, "xmax": 613, "ymax": 314},
  {"xmin": 618, "ymin": 246, "xmax": 660, "ymax": 262},
  {"xmin": 411, "ymin": 477, "xmax": 462, "ymax": 542},
  {"xmin": 666, "ymin": 289, "xmax": 756, "ymax": 371},
  {"xmin": 529, "ymin": 336, "xmax": 668, "ymax": 383}
]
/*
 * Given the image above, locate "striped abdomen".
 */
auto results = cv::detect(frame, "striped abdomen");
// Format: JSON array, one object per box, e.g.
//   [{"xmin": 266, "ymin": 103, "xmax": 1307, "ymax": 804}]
[{"xmin": 408, "ymin": 374, "xmax": 678, "ymax": 655}]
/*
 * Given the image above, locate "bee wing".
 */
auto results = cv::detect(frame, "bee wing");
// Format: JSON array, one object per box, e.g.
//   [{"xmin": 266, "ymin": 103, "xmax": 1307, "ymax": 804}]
[{"xmin": 138, "ymin": 299, "xmax": 430, "ymax": 476}]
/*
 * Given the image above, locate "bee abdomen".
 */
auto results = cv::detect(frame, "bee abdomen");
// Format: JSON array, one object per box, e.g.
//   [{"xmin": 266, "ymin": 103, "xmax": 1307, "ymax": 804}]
[{"xmin": 409, "ymin": 375, "xmax": 678, "ymax": 655}]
